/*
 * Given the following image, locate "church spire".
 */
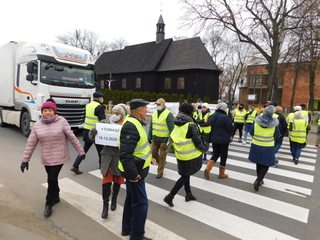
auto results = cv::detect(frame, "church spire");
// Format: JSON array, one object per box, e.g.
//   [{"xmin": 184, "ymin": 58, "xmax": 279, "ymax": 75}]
[{"xmin": 156, "ymin": 14, "xmax": 165, "ymax": 43}]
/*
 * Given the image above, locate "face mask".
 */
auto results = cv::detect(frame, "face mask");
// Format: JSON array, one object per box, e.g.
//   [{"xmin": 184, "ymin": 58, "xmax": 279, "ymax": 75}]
[
  {"xmin": 110, "ymin": 114, "xmax": 121, "ymax": 123},
  {"xmin": 156, "ymin": 106, "xmax": 163, "ymax": 111}
]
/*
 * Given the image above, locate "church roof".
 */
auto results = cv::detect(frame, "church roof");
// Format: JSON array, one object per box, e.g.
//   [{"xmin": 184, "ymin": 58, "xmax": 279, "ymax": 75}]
[{"xmin": 94, "ymin": 37, "xmax": 220, "ymax": 75}]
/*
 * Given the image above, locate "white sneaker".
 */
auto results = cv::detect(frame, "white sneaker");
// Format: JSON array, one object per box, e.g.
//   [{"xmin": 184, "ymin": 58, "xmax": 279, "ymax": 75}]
[{"xmin": 242, "ymin": 141, "xmax": 246, "ymax": 145}]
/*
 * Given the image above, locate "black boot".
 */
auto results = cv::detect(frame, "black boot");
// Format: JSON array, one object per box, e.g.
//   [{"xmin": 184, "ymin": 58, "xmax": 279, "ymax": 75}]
[
  {"xmin": 44, "ymin": 205, "xmax": 52, "ymax": 218},
  {"xmin": 101, "ymin": 183, "xmax": 111, "ymax": 218},
  {"xmin": 110, "ymin": 183, "xmax": 120, "ymax": 211},
  {"xmin": 185, "ymin": 192, "xmax": 197, "ymax": 202},
  {"xmin": 253, "ymin": 179, "xmax": 260, "ymax": 192},
  {"xmin": 163, "ymin": 193, "xmax": 174, "ymax": 207}
]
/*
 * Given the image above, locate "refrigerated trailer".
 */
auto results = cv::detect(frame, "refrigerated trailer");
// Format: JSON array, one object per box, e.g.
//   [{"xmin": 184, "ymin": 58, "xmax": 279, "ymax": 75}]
[{"xmin": 0, "ymin": 41, "xmax": 96, "ymax": 136}]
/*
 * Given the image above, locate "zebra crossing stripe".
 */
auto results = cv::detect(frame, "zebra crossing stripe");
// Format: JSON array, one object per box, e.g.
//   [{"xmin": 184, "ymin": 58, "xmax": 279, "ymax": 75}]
[
  {"xmin": 165, "ymin": 156, "xmax": 312, "ymax": 197},
  {"xmin": 52, "ymin": 178, "xmax": 186, "ymax": 240},
  {"xmin": 227, "ymin": 150, "xmax": 315, "ymax": 171},
  {"xmin": 147, "ymin": 166, "xmax": 309, "ymax": 223},
  {"xmin": 89, "ymin": 170, "xmax": 299, "ymax": 240},
  {"xmin": 0, "ymin": 184, "xmax": 3, "ymax": 188}
]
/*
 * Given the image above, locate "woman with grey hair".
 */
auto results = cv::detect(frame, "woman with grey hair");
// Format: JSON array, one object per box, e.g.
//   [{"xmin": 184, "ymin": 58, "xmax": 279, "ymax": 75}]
[
  {"xmin": 289, "ymin": 111, "xmax": 308, "ymax": 165},
  {"xmin": 90, "ymin": 103, "xmax": 130, "ymax": 218},
  {"xmin": 248, "ymin": 105, "xmax": 280, "ymax": 191}
]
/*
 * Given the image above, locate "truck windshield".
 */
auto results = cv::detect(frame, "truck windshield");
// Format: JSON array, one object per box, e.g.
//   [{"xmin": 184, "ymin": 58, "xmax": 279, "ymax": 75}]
[{"xmin": 40, "ymin": 62, "xmax": 95, "ymax": 88}]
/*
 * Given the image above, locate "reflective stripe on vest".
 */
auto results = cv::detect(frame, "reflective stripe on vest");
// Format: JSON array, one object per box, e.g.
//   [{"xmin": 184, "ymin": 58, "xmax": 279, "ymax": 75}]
[
  {"xmin": 246, "ymin": 110, "xmax": 257, "ymax": 123},
  {"xmin": 84, "ymin": 101, "xmax": 100, "ymax": 130},
  {"xmin": 151, "ymin": 108, "xmax": 171, "ymax": 137},
  {"xmin": 234, "ymin": 109, "xmax": 246, "ymax": 123},
  {"xmin": 118, "ymin": 116, "xmax": 152, "ymax": 171},
  {"xmin": 170, "ymin": 122, "xmax": 202, "ymax": 161},
  {"xmin": 290, "ymin": 119, "xmax": 307, "ymax": 144},
  {"xmin": 252, "ymin": 123, "xmax": 275, "ymax": 147},
  {"xmin": 199, "ymin": 111, "xmax": 211, "ymax": 133}
]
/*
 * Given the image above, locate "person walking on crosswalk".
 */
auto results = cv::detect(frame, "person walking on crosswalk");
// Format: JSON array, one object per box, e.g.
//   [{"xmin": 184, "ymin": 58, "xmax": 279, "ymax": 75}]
[
  {"xmin": 196, "ymin": 102, "xmax": 212, "ymax": 161},
  {"xmin": 89, "ymin": 103, "xmax": 129, "ymax": 219},
  {"xmin": 242, "ymin": 105, "xmax": 257, "ymax": 145},
  {"xmin": 118, "ymin": 99, "xmax": 155, "ymax": 240},
  {"xmin": 164, "ymin": 103, "xmax": 207, "ymax": 207},
  {"xmin": 289, "ymin": 111, "xmax": 308, "ymax": 165},
  {"xmin": 20, "ymin": 100, "xmax": 85, "ymax": 218},
  {"xmin": 148, "ymin": 98, "xmax": 174, "ymax": 178},
  {"xmin": 71, "ymin": 92, "xmax": 106, "ymax": 174},
  {"xmin": 273, "ymin": 106, "xmax": 288, "ymax": 165},
  {"xmin": 248, "ymin": 105, "xmax": 280, "ymax": 191},
  {"xmin": 204, "ymin": 102, "xmax": 233, "ymax": 180},
  {"xmin": 232, "ymin": 103, "xmax": 247, "ymax": 142}
]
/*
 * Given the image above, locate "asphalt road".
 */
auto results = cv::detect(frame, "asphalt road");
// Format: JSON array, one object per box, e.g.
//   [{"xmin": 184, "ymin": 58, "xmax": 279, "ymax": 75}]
[{"xmin": 0, "ymin": 124, "xmax": 319, "ymax": 240}]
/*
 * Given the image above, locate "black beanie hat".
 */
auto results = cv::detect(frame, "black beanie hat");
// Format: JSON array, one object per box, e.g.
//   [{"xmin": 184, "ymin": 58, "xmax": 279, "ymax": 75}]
[{"xmin": 179, "ymin": 103, "xmax": 194, "ymax": 116}]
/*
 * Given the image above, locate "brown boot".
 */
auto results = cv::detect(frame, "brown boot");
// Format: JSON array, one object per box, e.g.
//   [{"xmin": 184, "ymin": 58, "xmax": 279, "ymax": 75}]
[
  {"xmin": 218, "ymin": 166, "xmax": 228, "ymax": 179},
  {"xmin": 204, "ymin": 160, "xmax": 215, "ymax": 180}
]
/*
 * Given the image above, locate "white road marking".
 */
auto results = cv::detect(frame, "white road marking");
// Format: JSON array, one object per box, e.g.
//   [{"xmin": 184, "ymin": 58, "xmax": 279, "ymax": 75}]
[
  {"xmin": 48, "ymin": 178, "xmax": 186, "ymax": 240},
  {"xmin": 165, "ymin": 157, "xmax": 312, "ymax": 197}
]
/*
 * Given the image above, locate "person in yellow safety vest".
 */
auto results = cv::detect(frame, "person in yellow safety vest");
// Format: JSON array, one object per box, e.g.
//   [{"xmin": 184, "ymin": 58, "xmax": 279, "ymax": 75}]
[
  {"xmin": 148, "ymin": 98, "xmax": 174, "ymax": 178},
  {"xmin": 242, "ymin": 105, "xmax": 257, "ymax": 145},
  {"xmin": 232, "ymin": 103, "xmax": 247, "ymax": 142},
  {"xmin": 289, "ymin": 111, "xmax": 308, "ymax": 165},
  {"xmin": 300, "ymin": 103, "xmax": 311, "ymax": 134},
  {"xmin": 163, "ymin": 103, "xmax": 207, "ymax": 207},
  {"xmin": 197, "ymin": 102, "xmax": 212, "ymax": 161},
  {"xmin": 192, "ymin": 103, "xmax": 199, "ymax": 120},
  {"xmin": 71, "ymin": 92, "xmax": 106, "ymax": 174},
  {"xmin": 286, "ymin": 105, "xmax": 301, "ymax": 128},
  {"xmin": 248, "ymin": 105, "xmax": 280, "ymax": 192},
  {"xmin": 315, "ymin": 113, "xmax": 320, "ymax": 147},
  {"xmin": 118, "ymin": 99, "xmax": 156, "ymax": 239}
]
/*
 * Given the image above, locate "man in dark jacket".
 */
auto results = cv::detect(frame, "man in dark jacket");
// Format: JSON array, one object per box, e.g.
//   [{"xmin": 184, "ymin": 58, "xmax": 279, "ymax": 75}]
[
  {"xmin": 204, "ymin": 102, "xmax": 233, "ymax": 179},
  {"xmin": 119, "ymin": 99, "xmax": 154, "ymax": 240},
  {"xmin": 274, "ymin": 106, "xmax": 288, "ymax": 165},
  {"xmin": 71, "ymin": 92, "xmax": 106, "ymax": 174}
]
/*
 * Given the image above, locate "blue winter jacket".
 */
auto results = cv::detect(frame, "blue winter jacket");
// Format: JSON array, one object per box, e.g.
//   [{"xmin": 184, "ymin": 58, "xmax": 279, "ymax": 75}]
[{"xmin": 209, "ymin": 109, "xmax": 234, "ymax": 144}]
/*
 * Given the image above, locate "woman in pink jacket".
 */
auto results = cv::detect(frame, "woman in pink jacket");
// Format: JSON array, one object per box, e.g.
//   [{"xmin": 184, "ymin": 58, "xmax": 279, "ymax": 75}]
[{"xmin": 20, "ymin": 100, "xmax": 85, "ymax": 218}]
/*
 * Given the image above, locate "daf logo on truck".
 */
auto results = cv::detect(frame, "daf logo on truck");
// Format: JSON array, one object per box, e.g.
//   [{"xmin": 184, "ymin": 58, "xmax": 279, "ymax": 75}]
[{"xmin": 0, "ymin": 41, "xmax": 95, "ymax": 137}]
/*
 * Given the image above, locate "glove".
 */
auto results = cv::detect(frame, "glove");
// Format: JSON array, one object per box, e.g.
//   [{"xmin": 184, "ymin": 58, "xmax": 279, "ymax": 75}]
[
  {"xmin": 20, "ymin": 162, "xmax": 29, "ymax": 173},
  {"xmin": 148, "ymin": 140, "xmax": 152, "ymax": 144},
  {"xmin": 79, "ymin": 154, "xmax": 86, "ymax": 161}
]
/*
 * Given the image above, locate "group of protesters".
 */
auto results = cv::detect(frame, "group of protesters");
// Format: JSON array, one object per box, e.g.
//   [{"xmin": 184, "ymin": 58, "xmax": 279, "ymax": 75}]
[{"xmin": 19, "ymin": 92, "xmax": 317, "ymax": 240}]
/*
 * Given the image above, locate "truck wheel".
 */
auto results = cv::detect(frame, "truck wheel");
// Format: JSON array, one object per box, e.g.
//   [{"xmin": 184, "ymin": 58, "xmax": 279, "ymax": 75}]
[
  {"xmin": 0, "ymin": 108, "xmax": 7, "ymax": 127},
  {"xmin": 20, "ymin": 111, "xmax": 31, "ymax": 137}
]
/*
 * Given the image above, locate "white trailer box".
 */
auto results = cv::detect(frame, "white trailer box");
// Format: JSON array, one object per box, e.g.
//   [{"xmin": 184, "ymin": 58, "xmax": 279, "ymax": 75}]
[{"xmin": 0, "ymin": 42, "xmax": 18, "ymax": 106}]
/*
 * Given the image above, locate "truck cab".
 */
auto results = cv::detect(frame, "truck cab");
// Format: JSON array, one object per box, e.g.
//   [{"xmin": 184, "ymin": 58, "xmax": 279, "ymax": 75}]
[{"xmin": 0, "ymin": 41, "xmax": 96, "ymax": 136}]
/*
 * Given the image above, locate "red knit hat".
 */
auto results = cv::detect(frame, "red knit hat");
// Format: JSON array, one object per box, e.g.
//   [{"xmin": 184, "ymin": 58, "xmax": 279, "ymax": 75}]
[{"xmin": 41, "ymin": 101, "xmax": 57, "ymax": 114}]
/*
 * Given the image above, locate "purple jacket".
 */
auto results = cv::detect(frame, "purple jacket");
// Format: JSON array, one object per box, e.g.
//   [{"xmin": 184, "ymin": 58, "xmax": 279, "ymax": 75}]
[{"xmin": 21, "ymin": 115, "xmax": 85, "ymax": 166}]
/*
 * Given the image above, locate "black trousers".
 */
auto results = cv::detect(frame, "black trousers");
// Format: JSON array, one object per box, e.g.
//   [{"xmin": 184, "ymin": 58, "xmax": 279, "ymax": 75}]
[
  {"xmin": 233, "ymin": 122, "xmax": 244, "ymax": 139},
  {"xmin": 170, "ymin": 175, "xmax": 191, "ymax": 196},
  {"xmin": 45, "ymin": 164, "xmax": 63, "ymax": 206},
  {"xmin": 256, "ymin": 164, "xmax": 269, "ymax": 183},
  {"xmin": 210, "ymin": 143, "xmax": 229, "ymax": 167},
  {"xmin": 73, "ymin": 141, "xmax": 103, "ymax": 168}
]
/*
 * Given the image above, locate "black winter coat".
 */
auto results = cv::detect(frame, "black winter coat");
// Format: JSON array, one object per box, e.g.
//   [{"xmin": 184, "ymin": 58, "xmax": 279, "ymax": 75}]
[
  {"xmin": 173, "ymin": 113, "xmax": 207, "ymax": 176},
  {"xmin": 209, "ymin": 109, "xmax": 233, "ymax": 144},
  {"xmin": 119, "ymin": 115, "xmax": 149, "ymax": 180}
]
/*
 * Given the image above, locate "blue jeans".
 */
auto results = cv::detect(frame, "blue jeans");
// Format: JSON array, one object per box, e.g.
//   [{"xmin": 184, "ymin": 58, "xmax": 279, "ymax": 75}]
[
  {"xmin": 291, "ymin": 144, "xmax": 302, "ymax": 159},
  {"xmin": 274, "ymin": 137, "xmax": 283, "ymax": 154},
  {"xmin": 243, "ymin": 123, "xmax": 253, "ymax": 143},
  {"xmin": 122, "ymin": 180, "xmax": 148, "ymax": 240}
]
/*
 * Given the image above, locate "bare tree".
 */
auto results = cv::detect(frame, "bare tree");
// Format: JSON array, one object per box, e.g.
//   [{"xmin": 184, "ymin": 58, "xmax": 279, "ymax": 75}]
[
  {"xmin": 109, "ymin": 38, "xmax": 129, "ymax": 51},
  {"xmin": 182, "ymin": 0, "xmax": 318, "ymax": 103}
]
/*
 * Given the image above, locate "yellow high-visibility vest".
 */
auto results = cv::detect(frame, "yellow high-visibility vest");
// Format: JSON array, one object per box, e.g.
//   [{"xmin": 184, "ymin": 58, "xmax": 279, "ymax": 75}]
[
  {"xmin": 151, "ymin": 108, "xmax": 171, "ymax": 138},
  {"xmin": 246, "ymin": 110, "xmax": 257, "ymax": 123},
  {"xmin": 252, "ymin": 123, "xmax": 275, "ymax": 147},
  {"xmin": 118, "ymin": 116, "xmax": 152, "ymax": 171},
  {"xmin": 84, "ymin": 101, "xmax": 100, "ymax": 130},
  {"xmin": 318, "ymin": 117, "xmax": 320, "ymax": 126},
  {"xmin": 193, "ymin": 111, "xmax": 199, "ymax": 120},
  {"xmin": 287, "ymin": 112, "xmax": 294, "ymax": 129},
  {"xmin": 290, "ymin": 119, "xmax": 307, "ymax": 144},
  {"xmin": 170, "ymin": 122, "xmax": 202, "ymax": 161},
  {"xmin": 301, "ymin": 110, "xmax": 309, "ymax": 122},
  {"xmin": 234, "ymin": 109, "xmax": 247, "ymax": 123},
  {"xmin": 199, "ymin": 111, "xmax": 211, "ymax": 134}
]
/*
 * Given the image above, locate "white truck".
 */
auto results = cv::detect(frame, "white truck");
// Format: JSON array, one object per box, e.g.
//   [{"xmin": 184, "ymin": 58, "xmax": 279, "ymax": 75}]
[{"xmin": 0, "ymin": 41, "xmax": 96, "ymax": 136}]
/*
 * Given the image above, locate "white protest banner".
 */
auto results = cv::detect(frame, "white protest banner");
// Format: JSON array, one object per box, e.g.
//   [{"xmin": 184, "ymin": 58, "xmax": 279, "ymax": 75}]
[{"xmin": 95, "ymin": 123, "xmax": 121, "ymax": 146}]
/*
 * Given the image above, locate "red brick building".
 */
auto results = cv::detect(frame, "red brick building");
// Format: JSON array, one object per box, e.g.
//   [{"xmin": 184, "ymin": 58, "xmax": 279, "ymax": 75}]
[{"xmin": 239, "ymin": 63, "xmax": 320, "ymax": 110}]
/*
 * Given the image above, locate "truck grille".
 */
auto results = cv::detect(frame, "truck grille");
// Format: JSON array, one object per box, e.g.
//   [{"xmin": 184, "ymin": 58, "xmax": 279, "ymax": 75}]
[{"xmin": 56, "ymin": 104, "xmax": 85, "ymax": 126}]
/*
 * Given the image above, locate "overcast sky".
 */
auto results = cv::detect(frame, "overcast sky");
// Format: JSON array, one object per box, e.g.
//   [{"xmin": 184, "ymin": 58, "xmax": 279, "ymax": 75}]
[{"xmin": 0, "ymin": 0, "xmax": 193, "ymax": 47}]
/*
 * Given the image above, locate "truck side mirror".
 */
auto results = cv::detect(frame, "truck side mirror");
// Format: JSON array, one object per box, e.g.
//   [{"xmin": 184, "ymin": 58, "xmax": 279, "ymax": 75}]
[
  {"xmin": 27, "ymin": 61, "xmax": 38, "ymax": 74},
  {"xmin": 26, "ymin": 74, "xmax": 34, "ymax": 81}
]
